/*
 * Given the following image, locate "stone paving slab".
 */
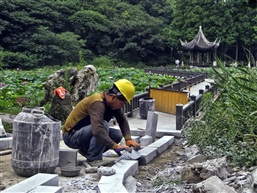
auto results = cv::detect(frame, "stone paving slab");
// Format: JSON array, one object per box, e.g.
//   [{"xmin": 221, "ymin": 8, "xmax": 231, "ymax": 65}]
[
  {"xmin": 130, "ymin": 128, "xmax": 182, "ymax": 138},
  {"xmin": 28, "ymin": 185, "xmax": 63, "ymax": 193},
  {"xmin": 155, "ymin": 130, "xmax": 182, "ymax": 138},
  {"xmin": 98, "ymin": 160, "xmax": 138, "ymax": 193},
  {"xmin": 138, "ymin": 146, "xmax": 157, "ymax": 165},
  {"xmin": 148, "ymin": 136, "xmax": 175, "ymax": 154},
  {"xmin": 2, "ymin": 173, "xmax": 59, "ymax": 193},
  {"xmin": 98, "ymin": 182, "xmax": 128, "ymax": 193},
  {"xmin": 98, "ymin": 135, "xmax": 175, "ymax": 192},
  {"xmin": 0, "ymin": 136, "xmax": 12, "ymax": 150}
]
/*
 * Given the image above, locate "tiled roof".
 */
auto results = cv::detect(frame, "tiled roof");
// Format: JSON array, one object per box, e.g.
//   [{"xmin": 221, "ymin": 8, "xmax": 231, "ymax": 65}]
[{"xmin": 180, "ymin": 26, "xmax": 220, "ymax": 51}]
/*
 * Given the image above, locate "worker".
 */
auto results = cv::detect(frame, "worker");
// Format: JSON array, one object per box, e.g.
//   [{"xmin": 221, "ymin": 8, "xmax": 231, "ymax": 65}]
[{"xmin": 62, "ymin": 79, "xmax": 140, "ymax": 167}]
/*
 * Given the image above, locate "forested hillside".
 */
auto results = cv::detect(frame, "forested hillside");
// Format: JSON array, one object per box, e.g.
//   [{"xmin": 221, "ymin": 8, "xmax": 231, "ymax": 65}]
[{"xmin": 0, "ymin": 0, "xmax": 256, "ymax": 69}]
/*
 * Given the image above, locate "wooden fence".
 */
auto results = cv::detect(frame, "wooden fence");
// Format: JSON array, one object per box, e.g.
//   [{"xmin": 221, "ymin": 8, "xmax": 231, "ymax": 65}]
[{"xmin": 149, "ymin": 88, "xmax": 188, "ymax": 114}]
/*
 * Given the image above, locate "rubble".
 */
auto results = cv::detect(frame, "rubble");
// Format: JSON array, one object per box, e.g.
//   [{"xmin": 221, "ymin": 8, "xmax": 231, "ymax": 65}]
[{"xmin": 97, "ymin": 166, "xmax": 116, "ymax": 176}]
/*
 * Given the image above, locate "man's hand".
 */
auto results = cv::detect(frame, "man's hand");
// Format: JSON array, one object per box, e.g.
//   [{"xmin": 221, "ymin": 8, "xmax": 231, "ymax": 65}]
[
  {"xmin": 126, "ymin": 139, "xmax": 140, "ymax": 151},
  {"xmin": 114, "ymin": 145, "xmax": 130, "ymax": 156}
]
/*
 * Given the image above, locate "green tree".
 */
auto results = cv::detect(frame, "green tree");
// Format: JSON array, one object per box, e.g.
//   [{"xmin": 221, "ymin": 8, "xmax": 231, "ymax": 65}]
[
  {"xmin": 27, "ymin": 27, "xmax": 85, "ymax": 66},
  {"xmin": 109, "ymin": 2, "xmax": 168, "ymax": 65},
  {"xmin": 69, "ymin": 10, "xmax": 111, "ymax": 55}
]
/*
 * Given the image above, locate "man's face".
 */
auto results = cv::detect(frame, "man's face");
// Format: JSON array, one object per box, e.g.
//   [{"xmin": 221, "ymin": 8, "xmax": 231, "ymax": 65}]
[{"xmin": 110, "ymin": 95, "xmax": 127, "ymax": 110}]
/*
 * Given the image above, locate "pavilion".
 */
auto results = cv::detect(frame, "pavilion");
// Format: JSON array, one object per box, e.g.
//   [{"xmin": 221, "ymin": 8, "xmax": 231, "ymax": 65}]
[{"xmin": 180, "ymin": 26, "xmax": 220, "ymax": 67}]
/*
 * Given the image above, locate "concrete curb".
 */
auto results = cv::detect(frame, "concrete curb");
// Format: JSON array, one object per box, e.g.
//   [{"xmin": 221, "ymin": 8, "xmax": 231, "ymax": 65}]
[
  {"xmin": 97, "ymin": 135, "xmax": 175, "ymax": 193},
  {"xmin": 0, "ymin": 135, "xmax": 12, "ymax": 151},
  {"xmin": 98, "ymin": 160, "xmax": 138, "ymax": 193},
  {"xmin": 130, "ymin": 128, "xmax": 182, "ymax": 138},
  {"xmin": 2, "ymin": 173, "xmax": 62, "ymax": 193}
]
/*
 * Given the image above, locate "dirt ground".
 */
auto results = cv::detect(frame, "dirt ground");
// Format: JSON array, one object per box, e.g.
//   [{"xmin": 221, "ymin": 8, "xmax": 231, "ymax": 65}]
[
  {"xmin": 0, "ymin": 139, "xmax": 185, "ymax": 192},
  {"xmin": 134, "ymin": 139, "xmax": 187, "ymax": 192},
  {"xmin": 0, "ymin": 153, "xmax": 27, "ymax": 190}
]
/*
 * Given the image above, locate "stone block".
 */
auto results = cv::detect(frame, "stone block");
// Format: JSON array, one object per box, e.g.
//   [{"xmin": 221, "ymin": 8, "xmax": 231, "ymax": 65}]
[
  {"xmin": 98, "ymin": 160, "xmax": 138, "ymax": 193},
  {"xmin": 2, "ymin": 173, "xmax": 59, "ymax": 192},
  {"xmin": 140, "ymin": 135, "xmax": 153, "ymax": 147},
  {"xmin": 60, "ymin": 130, "xmax": 63, "ymax": 141},
  {"xmin": 111, "ymin": 160, "xmax": 138, "ymax": 182},
  {"xmin": 130, "ymin": 129, "xmax": 145, "ymax": 137},
  {"xmin": 155, "ymin": 130, "xmax": 182, "ymax": 138},
  {"xmin": 0, "ymin": 136, "xmax": 12, "ymax": 150},
  {"xmin": 124, "ymin": 176, "xmax": 137, "ymax": 193},
  {"xmin": 145, "ymin": 111, "xmax": 158, "ymax": 139},
  {"xmin": 149, "ymin": 136, "xmax": 174, "ymax": 154},
  {"xmin": 138, "ymin": 146, "xmax": 157, "ymax": 165},
  {"xmin": 29, "ymin": 186, "xmax": 63, "ymax": 193},
  {"xmin": 131, "ymin": 136, "xmax": 140, "ymax": 143},
  {"xmin": 58, "ymin": 149, "xmax": 78, "ymax": 167},
  {"xmin": 98, "ymin": 182, "xmax": 128, "ymax": 193},
  {"xmin": 194, "ymin": 176, "xmax": 237, "ymax": 193},
  {"xmin": 98, "ymin": 173, "xmax": 124, "ymax": 184}
]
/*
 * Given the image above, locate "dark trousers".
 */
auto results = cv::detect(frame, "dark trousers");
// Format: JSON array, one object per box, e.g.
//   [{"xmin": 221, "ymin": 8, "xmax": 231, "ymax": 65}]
[{"xmin": 63, "ymin": 121, "xmax": 122, "ymax": 161}]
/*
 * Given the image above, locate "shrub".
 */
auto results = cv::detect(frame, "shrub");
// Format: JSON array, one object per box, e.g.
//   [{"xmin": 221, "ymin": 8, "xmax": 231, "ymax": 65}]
[{"xmin": 2, "ymin": 51, "xmax": 36, "ymax": 69}]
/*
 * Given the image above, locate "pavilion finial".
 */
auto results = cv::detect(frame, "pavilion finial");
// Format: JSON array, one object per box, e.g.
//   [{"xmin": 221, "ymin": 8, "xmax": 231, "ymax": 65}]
[{"xmin": 199, "ymin": 26, "xmax": 202, "ymax": 30}]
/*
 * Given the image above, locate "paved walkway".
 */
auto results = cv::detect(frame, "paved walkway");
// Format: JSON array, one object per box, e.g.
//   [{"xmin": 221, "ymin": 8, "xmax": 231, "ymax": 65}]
[{"xmin": 113, "ymin": 79, "xmax": 213, "ymax": 135}]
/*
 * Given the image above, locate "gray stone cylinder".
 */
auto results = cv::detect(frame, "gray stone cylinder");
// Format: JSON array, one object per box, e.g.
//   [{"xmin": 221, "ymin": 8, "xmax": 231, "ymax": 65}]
[{"xmin": 11, "ymin": 107, "xmax": 61, "ymax": 177}]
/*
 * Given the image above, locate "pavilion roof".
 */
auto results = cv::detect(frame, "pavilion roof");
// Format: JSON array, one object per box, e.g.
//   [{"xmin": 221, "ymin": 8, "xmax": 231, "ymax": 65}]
[{"xmin": 180, "ymin": 26, "xmax": 220, "ymax": 51}]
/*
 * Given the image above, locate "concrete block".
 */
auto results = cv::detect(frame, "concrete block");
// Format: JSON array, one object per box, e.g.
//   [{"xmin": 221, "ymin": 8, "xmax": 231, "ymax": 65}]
[
  {"xmin": 145, "ymin": 111, "xmax": 158, "ymax": 139},
  {"xmin": 149, "ymin": 136, "xmax": 174, "ymax": 154},
  {"xmin": 98, "ymin": 182, "xmax": 128, "ymax": 193},
  {"xmin": 130, "ymin": 129, "xmax": 145, "ymax": 137},
  {"xmin": 110, "ymin": 160, "xmax": 138, "ymax": 183},
  {"xmin": 58, "ymin": 149, "xmax": 78, "ymax": 167},
  {"xmin": 98, "ymin": 173, "xmax": 125, "ymax": 184},
  {"xmin": 138, "ymin": 146, "xmax": 157, "ymax": 165},
  {"xmin": 0, "ymin": 136, "xmax": 12, "ymax": 150},
  {"xmin": 2, "ymin": 173, "xmax": 59, "ymax": 192},
  {"xmin": 98, "ymin": 160, "xmax": 138, "ymax": 193},
  {"xmin": 131, "ymin": 136, "xmax": 140, "ymax": 143},
  {"xmin": 140, "ymin": 135, "xmax": 153, "ymax": 147},
  {"xmin": 60, "ymin": 130, "xmax": 63, "ymax": 141},
  {"xmin": 124, "ymin": 176, "xmax": 137, "ymax": 193},
  {"xmin": 29, "ymin": 186, "xmax": 63, "ymax": 193},
  {"xmin": 0, "ymin": 118, "xmax": 7, "ymax": 137},
  {"xmin": 155, "ymin": 130, "xmax": 182, "ymax": 138}
]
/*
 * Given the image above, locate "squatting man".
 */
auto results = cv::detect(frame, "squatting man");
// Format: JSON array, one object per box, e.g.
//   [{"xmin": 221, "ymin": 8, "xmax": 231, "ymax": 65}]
[{"xmin": 62, "ymin": 79, "xmax": 140, "ymax": 167}]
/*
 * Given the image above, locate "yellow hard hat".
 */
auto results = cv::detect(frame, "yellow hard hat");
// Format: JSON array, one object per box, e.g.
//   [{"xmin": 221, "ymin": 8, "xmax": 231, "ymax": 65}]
[{"xmin": 114, "ymin": 79, "xmax": 135, "ymax": 104}]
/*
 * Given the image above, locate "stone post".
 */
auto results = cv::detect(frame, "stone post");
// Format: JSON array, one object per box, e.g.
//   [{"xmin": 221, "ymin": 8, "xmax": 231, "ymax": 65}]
[
  {"xmin": 176, "ymin": 104, "xmax": 183, "ymax": 130},
  {"xmin": 190, "ymin": 95, "xmax": 197, "ymax": 117}
]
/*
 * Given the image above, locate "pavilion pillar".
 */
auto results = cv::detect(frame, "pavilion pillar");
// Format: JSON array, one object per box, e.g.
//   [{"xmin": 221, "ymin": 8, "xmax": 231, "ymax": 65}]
[{"xmin": 190, "ymin": 52, "xmax": 193, "ymax": 63}]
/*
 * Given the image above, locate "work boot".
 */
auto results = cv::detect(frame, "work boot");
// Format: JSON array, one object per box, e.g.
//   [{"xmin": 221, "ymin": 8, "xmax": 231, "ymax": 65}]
[{"xmin": 86, "ymin": 159, "xmax": 115, "ymax": 167}]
